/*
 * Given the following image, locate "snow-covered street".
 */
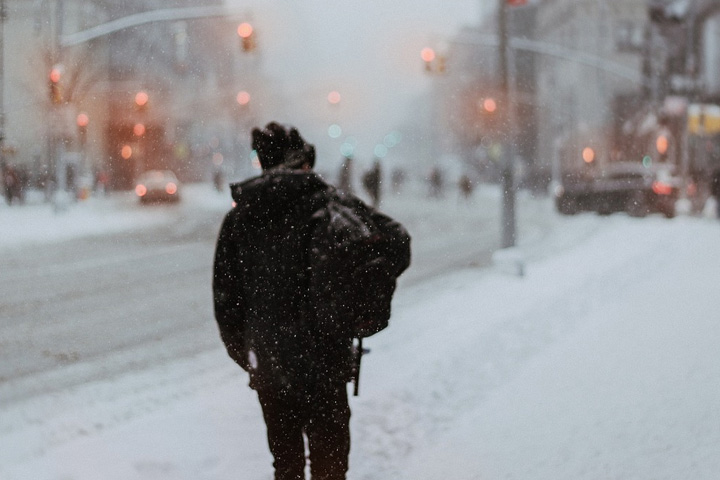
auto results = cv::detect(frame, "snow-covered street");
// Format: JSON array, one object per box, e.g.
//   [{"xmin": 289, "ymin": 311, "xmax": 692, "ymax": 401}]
[{"xmin": 2, "ymin": 183, "xmax": 720, "ymax": 479}]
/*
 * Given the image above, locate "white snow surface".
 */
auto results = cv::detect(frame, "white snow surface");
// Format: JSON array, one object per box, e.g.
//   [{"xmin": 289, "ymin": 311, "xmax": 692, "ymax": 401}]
[{"xmin": 2, "ymin": 184, "xmax": 720, "ymax": 479}]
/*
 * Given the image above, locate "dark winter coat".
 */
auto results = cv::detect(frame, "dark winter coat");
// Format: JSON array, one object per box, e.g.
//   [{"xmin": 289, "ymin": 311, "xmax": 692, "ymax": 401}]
[{"xmin": 213, "ymin": 170, "xmax": 358, "ymax": 390}]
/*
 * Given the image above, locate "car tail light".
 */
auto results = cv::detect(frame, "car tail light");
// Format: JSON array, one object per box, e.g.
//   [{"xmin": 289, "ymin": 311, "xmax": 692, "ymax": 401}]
[
  {"xmin": 165, "ymin": 182, "xmax": 178, "ymax": 195},
  {"xmin": 652, "ymin": 181, "xmax": 673, "ymax": 195},
  {"xmin": 135, "ymin": 184, "xmax": 147, "ymax": 197}
]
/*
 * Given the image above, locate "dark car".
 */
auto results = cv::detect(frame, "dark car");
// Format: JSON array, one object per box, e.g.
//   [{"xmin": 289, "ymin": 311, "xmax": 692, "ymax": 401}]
[
  {"xmin": 555, "ymin": 162, "xmax": 680, "ymax": 218},
  {"xmin": 135, "ymin": 170, "xmax": 181, "ymax": 203}
]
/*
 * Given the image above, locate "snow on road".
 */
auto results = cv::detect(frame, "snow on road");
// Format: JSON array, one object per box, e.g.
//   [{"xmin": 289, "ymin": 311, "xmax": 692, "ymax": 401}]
[{"xmin": 2, "ymin": 184, "xmax": 720, "ymax": 479}]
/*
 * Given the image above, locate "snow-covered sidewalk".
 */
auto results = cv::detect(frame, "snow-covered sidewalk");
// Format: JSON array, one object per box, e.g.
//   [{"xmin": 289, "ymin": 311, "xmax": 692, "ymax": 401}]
[{"xmin": 2, "ymin": 185, "xmax": 720, "ymax": 479}]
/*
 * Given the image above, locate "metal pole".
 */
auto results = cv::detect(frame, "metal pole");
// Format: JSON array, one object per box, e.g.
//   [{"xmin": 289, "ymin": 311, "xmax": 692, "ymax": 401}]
[
  {"xmin": 499, "ymin": 0, "xmax": 516, "ymax": 248},
  {"xmin": 0, "ymin": 0, "xmax": 5, "ymax": 172}
]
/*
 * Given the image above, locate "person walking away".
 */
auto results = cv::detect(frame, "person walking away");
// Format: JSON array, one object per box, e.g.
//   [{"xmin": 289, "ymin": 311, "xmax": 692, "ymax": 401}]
[
  {"xmin": 337, "ymin": 155, "xmax": 354, "ymax": 194},
  {"xmin": 362, "ymin": 159, "xmax": 382, "ymax": 208},
  {"xmin": 213, "ymin": 122, "xmax": 410, "ymax": 480}
]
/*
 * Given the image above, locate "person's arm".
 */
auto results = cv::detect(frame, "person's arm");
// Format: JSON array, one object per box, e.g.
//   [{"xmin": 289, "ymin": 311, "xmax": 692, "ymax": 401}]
[{"xmin": 212, "ymin": 212, "xmax": 249, "ymax": 370}]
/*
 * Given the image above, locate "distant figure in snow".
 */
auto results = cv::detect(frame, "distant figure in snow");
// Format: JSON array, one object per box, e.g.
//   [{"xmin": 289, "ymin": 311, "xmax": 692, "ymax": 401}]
[
  {"xmin": 362, "ymin": 159, "xmax": 382, "ymax": 208},
  {"xmin": 337, "ymin": 155, "xmax": 354, "ymax": 194}
]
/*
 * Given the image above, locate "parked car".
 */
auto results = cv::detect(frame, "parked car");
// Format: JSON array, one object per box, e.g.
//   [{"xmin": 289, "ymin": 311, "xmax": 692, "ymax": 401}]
[
  {"xmin": 555, "ymin": 162, "xmax": 680, "ymax": 218},
  {"xmin": 135, "ymin": 170, "xmax": 181, "ymax": 203}
]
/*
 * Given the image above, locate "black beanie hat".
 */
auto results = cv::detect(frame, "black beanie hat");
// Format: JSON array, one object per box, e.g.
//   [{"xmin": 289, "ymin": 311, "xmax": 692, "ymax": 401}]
[{"xmin": 252, "ymin": 122, "xmax": 316, "ymax": 170}]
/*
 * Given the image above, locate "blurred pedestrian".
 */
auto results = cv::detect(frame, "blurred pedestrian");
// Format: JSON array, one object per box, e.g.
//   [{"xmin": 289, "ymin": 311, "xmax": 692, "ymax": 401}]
[
  {"xmin": 391, "ymin": 168, "xmax": 406, "ymax": 194},
  {"xmin": 428, "ymin": 166, "xmax": 443, "ymax": 198},
  {"xmin": 362, "ymin": 159, "xmax": 382, "ymax": 208},
  {"xmin": 213, "ymin": 168, "xmax": 224, "ymax": 192},
  {"xmin": 337, "ymin": 155, "xmax": 354, "ymax": 194},
  {"xmin": 213, "ymin": 122, "xmax": 409, "ymax": 480},
  {"xmin": 95, "ymin": 169, "xmax": 109, "ymax": 195},
  {"xmin": 458, "ymin": 174, "xmax": 474, "ymax": 200},
  {"xmin": 2, "ymin": 164, "xmax": 20, "ymax": 205}
]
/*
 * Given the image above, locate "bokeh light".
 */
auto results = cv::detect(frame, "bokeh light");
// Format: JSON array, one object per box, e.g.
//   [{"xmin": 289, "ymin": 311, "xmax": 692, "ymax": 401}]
[
  {"xmin": 236, "ymin": 91, "xmax": 251, "ymax": 106},
  {"xmin": 328, "ymin": 91, "xmax": 341, "ymax": 105},
  {"xmin": 328, "ymin": 124, "xmax": 342, "ymax": 138}
]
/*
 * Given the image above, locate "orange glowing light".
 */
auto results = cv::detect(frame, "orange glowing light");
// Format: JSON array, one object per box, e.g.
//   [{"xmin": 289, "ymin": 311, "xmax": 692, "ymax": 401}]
[
  {"xmin": 237, "ymin": 22, "xmax": 253, "ymax": 38},
  {"xmin": 135, "ymin": 91, "xmax": 149, "ymax": 107},
  {"xmin": 652, "ymin": 181, "xmax": 673, "ymax": 195},
  {"xmin": 49, "ymin": 67, "xmax": 62, "ymax": 83},
  {"xmin": 76, "ymin": 113, "xmax": 89, "ymax": 127},
  {"xmin": 236, "ymin": 91, "xmax": 251, "ymax": 105},
  {"xmin": 165, "ymin": 182, "xmax": 178, "ymax": 195},
  {"xmin": 582, "ymin": 147, "xmax": 595, "ymax": 164},
  {"xmin": 121, "ymin": 145, "xmax": 133, "ymax": 159},
  {"xmin": 135, "ymin": 184, "xmax": 147, "ymax": 196},
  {"xmin": 656, "ymin": 134, "xmax": 669, "ymax": 155},
  {"xmin": 482, "ymin": 98, "xmax": 497, "ymax": 113},
  {"xmin": 421, "ymin": 47, "xmax": 436, "ymax": 63},
  {"xmin": 328, "ymin": 91, "xmax": 341, "ymax": 105},
  {"xmin": 133, "ymin": 123, "xmax": 146, "ymax": 136}
]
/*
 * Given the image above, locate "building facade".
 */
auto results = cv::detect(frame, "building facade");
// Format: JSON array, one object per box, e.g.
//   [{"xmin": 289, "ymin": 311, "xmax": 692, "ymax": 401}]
[{"xmin": 1, "ymin": 0, "xmax": 262, "ymax": 194}]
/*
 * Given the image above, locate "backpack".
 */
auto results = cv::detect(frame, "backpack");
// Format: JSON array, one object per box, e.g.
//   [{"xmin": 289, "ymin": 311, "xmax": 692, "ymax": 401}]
[{"xmin": 309, "ymin": 192, "xmax": 411, "ymax": 338}]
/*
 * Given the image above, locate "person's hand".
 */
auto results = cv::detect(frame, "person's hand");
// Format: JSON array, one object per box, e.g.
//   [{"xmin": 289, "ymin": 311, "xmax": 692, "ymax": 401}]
[{"xmin": 227, "ymin": 344, "xmax": 249, "ymax": 371}]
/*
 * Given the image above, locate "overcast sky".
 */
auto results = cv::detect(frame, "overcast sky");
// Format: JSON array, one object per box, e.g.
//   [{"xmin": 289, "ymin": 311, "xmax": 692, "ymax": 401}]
[{"xmin": 226, "ymin": 0, "xmax": 488, "ymax": 162}]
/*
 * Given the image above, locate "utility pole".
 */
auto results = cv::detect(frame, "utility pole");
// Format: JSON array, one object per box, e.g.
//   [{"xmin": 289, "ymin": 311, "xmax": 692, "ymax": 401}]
[
  {"xmin": 498, "ymin": 0, "xmax": 516, "ymax": 248},
  {"xmin": 0, "ymin": 0, "xmax": 5, "ymax": 171}
]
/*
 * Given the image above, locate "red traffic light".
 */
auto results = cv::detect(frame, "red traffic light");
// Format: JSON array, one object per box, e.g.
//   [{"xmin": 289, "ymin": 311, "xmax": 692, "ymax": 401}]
[
  {"xmin": 49, "ymin": 67, "xmax": 62, "ymax": 83},
  {"xmin": 481, "ymin": 98, "xmax": 497, "ymax": 113},
  {"xmin": 135, "ymin": 91, "xmax": 149, "ymax": 108},
  {"xmin": 237, "ymin": 23, "xmax": 256, "ymax": 52},
  {"xmin": 237, "ymin": 22, "xmax": 253, "ymax": 38},
  {"xmin": 236, "ymin": 91, "xmax": 251, "ymax": 106},
  {"xmin": 76, "ymin": 113, "xmax": 89, "ymax": 127},
  {"xmin": 656, "ymin": 134, "xmax": 669, "ymax": 155},
  {"xmin": 420, "ymin": 47, "xmax": 436, "ymax": 63},
  {"xmin": 49, "ymin": 65, "xmax": 64, "ymax": 104}
]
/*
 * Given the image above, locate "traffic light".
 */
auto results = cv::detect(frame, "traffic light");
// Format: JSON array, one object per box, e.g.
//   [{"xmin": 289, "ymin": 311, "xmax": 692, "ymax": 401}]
[
  {"xmin": 133, "ymin": 123, "xmax": 146, "ymax": 137},
  {"xmin": 236, "ymin": 90, "xmax": 251, "ymax": 106},
  {"xmin": 135, "ymin": 91, "xmax": 149, "ymax": 111},
  {"xmin": 76, "ymin": 113, "xmax": 89, "ymax": 144},
  {"xmin": 421, "ymin": 47, "xmax": 436, "ymax": 72},
  {"xmin": 237, "ymin": 22, "xmax": 256, "ymax": 52},
  {"xmin": 477, "ymin": 96, "xmax": 504, "ymax": 142},
  {"xmin": 481, "ymin": 97, "xmax": 497, "ymax": 114},
  {"xmin": 49, "ymin": 65, "xmax": 63, "ymax": 104},
  {"xmin": 582, "ymin": 146, "xmax": 596, "ymax": 164},
  {"xmin": 656, "ymin": 134, "xmax": 668, "ymax": 156}
]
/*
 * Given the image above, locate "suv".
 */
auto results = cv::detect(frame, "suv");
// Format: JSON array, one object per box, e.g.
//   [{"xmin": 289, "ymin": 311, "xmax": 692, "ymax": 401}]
[{"xmin": 555, "ymin": 162, "xmax": 680, "ymax": 218}]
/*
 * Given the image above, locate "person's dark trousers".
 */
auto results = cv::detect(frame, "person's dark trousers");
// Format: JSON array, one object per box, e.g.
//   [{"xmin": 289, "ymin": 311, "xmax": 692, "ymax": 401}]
[{"xmin": 257, "ymin": 382, "xmax": 351, "ymax": 480}]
